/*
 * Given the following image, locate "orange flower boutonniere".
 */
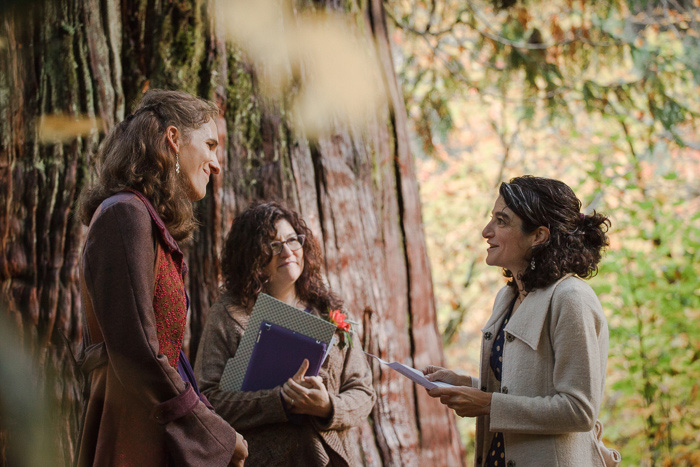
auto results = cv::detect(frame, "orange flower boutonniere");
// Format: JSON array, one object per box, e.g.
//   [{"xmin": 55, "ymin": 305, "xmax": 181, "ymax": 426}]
[{"xmin": 327, "ymin": 309, "xmax": 353, "ymax": 349}]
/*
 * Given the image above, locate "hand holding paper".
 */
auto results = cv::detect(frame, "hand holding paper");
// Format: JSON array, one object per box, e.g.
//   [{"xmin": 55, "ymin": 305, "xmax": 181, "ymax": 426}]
[
  {"xmin": 422, "ymin": 365, "xmax": 473, "ymax": 387},
  {"xmin": 426, "ymin": 385, "xmax": 493, "ymax": 418},
  {"xmin": 365, "ymin": 353, "xmax": 456, "ymax": 390},
  {"xmin": 419, "ymin": 364, "xmax": 491, "ymax": 418}
]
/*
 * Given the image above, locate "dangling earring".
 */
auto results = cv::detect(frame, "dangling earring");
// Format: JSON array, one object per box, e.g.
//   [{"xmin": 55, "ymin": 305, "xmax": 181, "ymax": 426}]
[
  {"xmin": 530, "ymin": 258, "xmax": 536, "ymax": 270},
  {"xmin": 175, "ymin": 153, "xmax": 181, "ymax": 174}
]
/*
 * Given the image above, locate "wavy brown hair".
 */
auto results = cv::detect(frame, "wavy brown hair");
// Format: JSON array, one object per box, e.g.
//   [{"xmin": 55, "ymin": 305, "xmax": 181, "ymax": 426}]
[
  {"xmin": 78, "ymin": 89, "xmax": 219, "ymax": 241},
  {"xmin": 499, "ymin": 175, "xmax": 611, "ymax": 292},
  {"xmin": 221, "ymin": 201, "xmax": 343, "ymax": 313}
]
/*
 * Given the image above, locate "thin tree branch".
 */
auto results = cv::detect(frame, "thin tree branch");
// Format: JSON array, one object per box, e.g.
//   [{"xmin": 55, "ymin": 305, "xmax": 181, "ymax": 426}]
[{"xmin": 384, "ymin": 3, "xmax": 468, "ymax": 38}]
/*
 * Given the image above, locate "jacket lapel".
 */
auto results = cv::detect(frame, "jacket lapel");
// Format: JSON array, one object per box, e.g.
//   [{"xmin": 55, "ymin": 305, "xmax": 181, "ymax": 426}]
[
  {"xmin": 482, "ymin": 285, "xmax": 517, "ymax": 334},
  {"xmin": 126, "ymin": 189, "xmax": 188, "ymax": 278},
  {"xmin": 502, "ymin": 274, "xmax": 574, "ymax": 350}
]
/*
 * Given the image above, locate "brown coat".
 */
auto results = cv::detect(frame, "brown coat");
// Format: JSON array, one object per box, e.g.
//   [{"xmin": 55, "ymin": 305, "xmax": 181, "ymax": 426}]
[
  {"xmin": 76, "ymin": 192, "xmax": 238, "ymax": 466},
  {"xmin": 473, "ymin": 275, "xmax": 620, "ymax": 467},
  {"xmin": 195, "ymin": 293, "xmax": 376, "ymax": 467}
]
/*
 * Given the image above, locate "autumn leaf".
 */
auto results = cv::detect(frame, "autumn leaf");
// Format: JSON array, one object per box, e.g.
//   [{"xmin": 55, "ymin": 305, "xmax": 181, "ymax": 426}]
[{"xmin": 38, "ymin": 114, "xmax": 101, "ymax": 143}]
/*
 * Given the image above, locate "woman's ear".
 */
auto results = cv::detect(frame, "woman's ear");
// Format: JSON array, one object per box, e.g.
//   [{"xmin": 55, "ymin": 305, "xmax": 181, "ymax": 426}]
[
  {"xmin": 532, "ymin": 226, "xmax": 550, "ymax": 246},
  {"xmin": 165, "ymin": 125, "xmax": 180, "ymax": 153}
]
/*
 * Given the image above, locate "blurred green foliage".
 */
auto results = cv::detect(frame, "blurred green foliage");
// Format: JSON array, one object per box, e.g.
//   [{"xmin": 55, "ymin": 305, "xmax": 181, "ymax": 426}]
[
  {"xmin": 593, "ymin": 181, "xmax": 700, "ymax": 466},
  {"xmin": 0, "ymin": 311, "xmax": 59, "ymax": 466},
  {"xmin": 388, "ymin": 0, "xmax": 699, "ymax": 156}
]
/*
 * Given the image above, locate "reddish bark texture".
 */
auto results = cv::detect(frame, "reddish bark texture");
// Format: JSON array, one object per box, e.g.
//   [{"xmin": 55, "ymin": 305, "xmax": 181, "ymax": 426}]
[{"xmin": 0, "ymin": 0, "xmax": 464, "ymax": 465}]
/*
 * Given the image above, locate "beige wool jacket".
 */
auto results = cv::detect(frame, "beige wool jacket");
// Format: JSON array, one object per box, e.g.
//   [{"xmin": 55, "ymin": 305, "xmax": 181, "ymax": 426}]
[
  {"xmin": 194, "ymin": 293, "xmax": 376, "ymax": 467},
  {"xmin": 472, "ymin": 274, "xmax": 620, "ymax": 467}
]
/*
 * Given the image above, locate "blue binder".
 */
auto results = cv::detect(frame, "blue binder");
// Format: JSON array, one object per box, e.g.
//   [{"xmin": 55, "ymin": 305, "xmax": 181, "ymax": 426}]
[{"xmin": 240, "ymin": 321, "xmax": 328, "ymax": 391}]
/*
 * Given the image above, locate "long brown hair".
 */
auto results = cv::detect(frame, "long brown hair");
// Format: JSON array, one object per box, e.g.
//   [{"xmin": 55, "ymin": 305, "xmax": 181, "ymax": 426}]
[
  {"xmin": 78, "ymin": 89, "xmax": 219, "ymax": 241},
  {"xmin": 499, "ymin": 175, "xmax": 611, "ymax": 292},
  {"xmin": 221, "ymin": 201, "xmax": 343, "ymax": 313}
]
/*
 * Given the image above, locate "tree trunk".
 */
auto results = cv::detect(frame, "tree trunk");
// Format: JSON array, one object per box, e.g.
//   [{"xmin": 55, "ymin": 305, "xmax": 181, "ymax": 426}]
[{"xmin": 0, "ymin": 0, "xmax": 464, "ymax": 465}]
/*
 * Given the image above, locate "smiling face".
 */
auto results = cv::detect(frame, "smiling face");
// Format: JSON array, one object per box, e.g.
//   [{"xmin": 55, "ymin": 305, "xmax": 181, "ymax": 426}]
[
  {"xmin": 482, "ymin": 195, "xmax": 538, "ymax": 277},
  {"xmin": 263, "ymin": 219, "xmax": 305, "ymax": 296},
  {"xmin": 176, "ymin": 118, "xmax": 221, "ymax": 201}
]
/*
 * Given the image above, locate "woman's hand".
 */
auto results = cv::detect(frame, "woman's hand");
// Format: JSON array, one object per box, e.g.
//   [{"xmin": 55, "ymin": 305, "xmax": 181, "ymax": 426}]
[
  {"xmin": 228, "ymin": 431, "xmax": 248, "ymax": 466},
  {"xmin": 427, "ymin": 386, "xmax": 492, "ymax": 418},
  {"xmin": 281, "ymin": 359, "xmax": 332, "ymax": 418},
  {"xmin": 422, "ymin": 365, "xmax": 472, "ymax": 387}
]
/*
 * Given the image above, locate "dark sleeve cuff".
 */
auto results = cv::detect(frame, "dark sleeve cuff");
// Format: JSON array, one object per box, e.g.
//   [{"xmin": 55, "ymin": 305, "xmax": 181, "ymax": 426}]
[
  {"xmin": 151, "ymin": 383, "xmax": 200, "ymax": 425},
  {"xmin": 279, "ymin": 390, "xmax": 305, "ymax": 426}
]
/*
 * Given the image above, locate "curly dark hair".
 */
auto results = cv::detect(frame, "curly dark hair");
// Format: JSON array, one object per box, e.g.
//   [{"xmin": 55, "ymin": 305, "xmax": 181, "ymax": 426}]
[
  {"xmin": 221, "ymin": 201, "xmax": 343, "ymax": 313},
  {"xmin": 78, "ymin": 89, "xmax": 219, "ymax": 241},
  {"xmin": 499, "ymin": 175, "xmax": 611, "ymax": 292}
]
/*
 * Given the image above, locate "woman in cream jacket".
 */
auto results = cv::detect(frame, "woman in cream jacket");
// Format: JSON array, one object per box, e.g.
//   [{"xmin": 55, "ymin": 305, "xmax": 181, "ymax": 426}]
[{"xmin": 424, "ymin": 176, "xmax": 620, "ymax": 467}]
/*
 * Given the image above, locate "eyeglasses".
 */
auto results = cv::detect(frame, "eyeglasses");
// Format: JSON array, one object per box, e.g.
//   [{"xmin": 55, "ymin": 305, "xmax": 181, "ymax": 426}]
[{"xmin": 269, "ymin": 235, "xmax": 305, "ymax": 256}]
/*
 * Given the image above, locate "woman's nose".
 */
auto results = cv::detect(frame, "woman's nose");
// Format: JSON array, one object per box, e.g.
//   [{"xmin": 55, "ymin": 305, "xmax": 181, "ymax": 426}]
[
  {"xmin": 279, "ymin": 242, "xmax": 293, "ymax": 257},
  {"xmin": 209, "ymin": 154, "xmax": 221, "ymax": 175},
  {"xmin": 482, "ymin": 222, "xmax": 493, "ymax": 239}
]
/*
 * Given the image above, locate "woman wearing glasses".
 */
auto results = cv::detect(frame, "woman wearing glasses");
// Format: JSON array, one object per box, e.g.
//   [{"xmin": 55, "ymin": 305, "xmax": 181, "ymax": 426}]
[{"xmin": 195, "ymin": 202, "xmax": 376, "ymax": 466}]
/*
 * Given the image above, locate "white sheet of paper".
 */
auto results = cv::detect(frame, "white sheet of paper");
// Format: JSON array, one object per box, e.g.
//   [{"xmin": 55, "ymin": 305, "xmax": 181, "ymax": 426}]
[
  {"xmin": 322, "ymin": 334, "xmax": 339, "ymax": 365},
  {"xmin": 365, "ymin": 352, "xmax": 455, "ymax": 390}
]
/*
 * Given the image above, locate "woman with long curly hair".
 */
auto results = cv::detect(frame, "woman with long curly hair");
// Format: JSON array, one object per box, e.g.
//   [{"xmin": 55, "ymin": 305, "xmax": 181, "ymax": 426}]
[
  {"xmin": 195, "ymin": 201, "xmax": 376, "ymax": 466},
  {"xmin": 76, "ymin": 89, "xmax": 247, "ymax": 466},
  {"xmin": 423, "ymin": 176, "xmax": 620, "ymax": 466}
]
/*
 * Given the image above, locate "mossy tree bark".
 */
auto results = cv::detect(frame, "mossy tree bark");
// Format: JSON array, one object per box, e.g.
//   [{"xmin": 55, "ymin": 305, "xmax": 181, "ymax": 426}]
[{"xmin": 0, "ymin": 0, "xmax": 464, "ymax": 465}]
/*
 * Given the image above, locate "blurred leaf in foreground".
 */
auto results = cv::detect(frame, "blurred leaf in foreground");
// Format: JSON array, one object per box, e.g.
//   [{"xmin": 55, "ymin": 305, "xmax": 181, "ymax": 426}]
[
  {"xmin": 38, "ymin": 114, "xmax": 101, "ymax": 144},
  {"xmin": 218, "ymin": 0, "xmax": 386, "ymax": 138}
]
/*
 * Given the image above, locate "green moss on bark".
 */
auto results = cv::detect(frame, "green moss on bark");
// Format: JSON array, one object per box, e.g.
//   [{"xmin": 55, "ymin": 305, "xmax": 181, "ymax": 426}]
[
  {"xmin": 226, "ymin": 49, "xmax": 263, "ymax": 161},
  {"xmin": 150, "ymin": 0, "xmax": 205, "ymax": 94}
]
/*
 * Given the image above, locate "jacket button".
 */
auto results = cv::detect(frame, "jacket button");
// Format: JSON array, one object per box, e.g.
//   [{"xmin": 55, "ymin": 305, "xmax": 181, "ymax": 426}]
[
  {"xmin": 481, "ymin": 386, "xmax": 487, "ymax": 392},
  {"xmin": 484, "ymin": 332, "xmax": 493, "ymax": 340},
  {"xmin": 502, "ymin": 386, "xmax": 508, "ymax": 394},
  {"xmin": 506, "ymin": 334, "xmax": 515, "ymax": 342},
  {"xmin": 507, "ymin": 461, "xmax": 515, "ymax": 467}
]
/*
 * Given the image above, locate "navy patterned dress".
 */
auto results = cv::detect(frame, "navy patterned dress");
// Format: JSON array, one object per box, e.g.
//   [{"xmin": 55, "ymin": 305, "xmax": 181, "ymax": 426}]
[{"xmin": 485, "ymin": 297, "xmax": 517, "ymax": 467}]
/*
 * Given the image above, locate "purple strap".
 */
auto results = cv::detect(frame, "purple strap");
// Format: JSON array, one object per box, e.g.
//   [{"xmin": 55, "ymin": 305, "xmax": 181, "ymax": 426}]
[{"xmin": 177, "ymin": 350, "xmax": 212, "ymax": 409}]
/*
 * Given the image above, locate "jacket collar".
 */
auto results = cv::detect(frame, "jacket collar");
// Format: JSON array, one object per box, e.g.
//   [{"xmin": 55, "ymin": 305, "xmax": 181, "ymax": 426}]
[
  {"xmin": 482, "ymin": 274, "xmax": 574, "ymax": 350},
  {"xmin": 125, "ymin": 189, "xmax": 187, "ymax": 276}
]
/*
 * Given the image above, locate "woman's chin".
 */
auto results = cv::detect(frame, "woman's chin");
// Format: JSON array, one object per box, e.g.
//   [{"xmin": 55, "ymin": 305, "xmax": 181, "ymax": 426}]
[
  {"xmin": 288, "ymin": 270, "xmax": 302, "ymax": 283},
  {"xmin": 270, "ymin": 271, "xmax": 301, "ymax": 290}
]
